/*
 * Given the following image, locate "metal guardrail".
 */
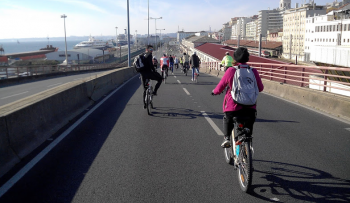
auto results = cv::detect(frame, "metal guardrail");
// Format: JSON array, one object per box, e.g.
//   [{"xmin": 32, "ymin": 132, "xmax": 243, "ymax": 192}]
[
  {"xmin": 202, "ymin": 61, "xmax": 350, "ymax": 96},
  {"xmin": 0, "ymin": 49, "xmax": 144, "ymax": 80}
]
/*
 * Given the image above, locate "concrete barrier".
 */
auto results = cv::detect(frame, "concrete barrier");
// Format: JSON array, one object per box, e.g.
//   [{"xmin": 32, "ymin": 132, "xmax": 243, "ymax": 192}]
[
  {"xmin": 206, "ymin": 69, "xmax": 350, "ymax": 121},
  {"xmin": 0, "ymin": 67, "xmax": 136, "ymax": 177}
]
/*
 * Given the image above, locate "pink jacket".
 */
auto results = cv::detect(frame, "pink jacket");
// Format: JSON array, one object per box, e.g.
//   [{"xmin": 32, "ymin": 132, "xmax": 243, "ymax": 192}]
[{"xmin": 213, "ymin": 63, "xmax": 264, "ymax": 112}]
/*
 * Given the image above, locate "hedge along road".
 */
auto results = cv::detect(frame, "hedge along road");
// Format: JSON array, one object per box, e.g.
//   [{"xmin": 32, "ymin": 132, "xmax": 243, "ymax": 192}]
[{"xmin": 0, "ymin": 54, "xmax": 350, "ymax": 202}]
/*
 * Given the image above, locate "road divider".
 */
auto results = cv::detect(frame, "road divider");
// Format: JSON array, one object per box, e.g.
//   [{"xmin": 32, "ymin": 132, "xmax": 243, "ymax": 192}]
[{"xmin": 0, "ymin": 67, "xmax": 137, "ymax": 178}]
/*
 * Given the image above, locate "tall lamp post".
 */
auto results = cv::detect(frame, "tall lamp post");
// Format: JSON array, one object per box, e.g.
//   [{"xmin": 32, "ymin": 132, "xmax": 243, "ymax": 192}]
[
  {"xmin": 115, "ymin": 27, "xmax": 118, "ymax": 45},
  {"xmin": 135, "ymin": 30, "xmax": 138, "ymax": 50},
  {"xmin": 61, "ymin": 14, "xmax": 68, "ymax": 65},
  {"xmin": 150, "ymin": 17, "xmax": 162, "ymax": 50},
  {"xmin": 157, "ymin": 28, "xmax": 165, "ymax": 53}
]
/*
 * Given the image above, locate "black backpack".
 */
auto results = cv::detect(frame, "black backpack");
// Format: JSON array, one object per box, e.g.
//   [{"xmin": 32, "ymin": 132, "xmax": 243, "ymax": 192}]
[{"xmin": 133, "ymin": 54, "xmax": 146, "ymax": 72}]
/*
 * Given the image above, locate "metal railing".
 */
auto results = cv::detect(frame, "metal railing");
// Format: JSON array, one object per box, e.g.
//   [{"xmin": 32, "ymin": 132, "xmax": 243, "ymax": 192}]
[
  {"xmin": 0, "ymin": 49, "xmax": 144, "ymax": 80},
  {"xmin": 201, "ymin": 61, "xmax": 350, "ymax": 96}
]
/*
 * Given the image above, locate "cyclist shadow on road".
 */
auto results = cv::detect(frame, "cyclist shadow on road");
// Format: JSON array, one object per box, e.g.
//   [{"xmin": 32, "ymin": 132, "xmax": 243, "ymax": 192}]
[
  {"xmin": 249, "ymin": 160, "xmax": 350, "ymax": 202},
  {"xmin": 255, "ymin": 118, "xmax": 299, "ymax": 123},
  {"xmin": 151, "ymin": 107, "xmax": 202, "ymax": 119}
]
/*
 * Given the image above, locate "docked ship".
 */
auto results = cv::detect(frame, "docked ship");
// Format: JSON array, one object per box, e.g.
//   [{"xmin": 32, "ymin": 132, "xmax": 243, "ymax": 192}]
[
  {"xmin": 116, "ymin": 34, "xmax": 133, "ymax": 47},
  {"xmin": 74, "ymin": 36, "xmax": 114, "ymax": 50}
]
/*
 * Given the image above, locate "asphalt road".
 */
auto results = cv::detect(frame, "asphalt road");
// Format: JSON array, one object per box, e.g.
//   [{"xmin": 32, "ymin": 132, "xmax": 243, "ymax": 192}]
[
  {"xmin": 0, "ymin": 51, "xmax": 350, "ymax": 202},
  {"xmin": 0, "ymin": 70, "xmax": 113, "ymax": 107}
]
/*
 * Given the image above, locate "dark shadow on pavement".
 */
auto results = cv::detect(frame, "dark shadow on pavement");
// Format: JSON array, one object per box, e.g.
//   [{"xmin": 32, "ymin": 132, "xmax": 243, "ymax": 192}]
[
  {"xmin": 0, "ymin": 76, "xmax": 141, "ymax": 203},
  {"xmin": 249, "ymin": 160, "xmax": 350, "ymax": 202}
]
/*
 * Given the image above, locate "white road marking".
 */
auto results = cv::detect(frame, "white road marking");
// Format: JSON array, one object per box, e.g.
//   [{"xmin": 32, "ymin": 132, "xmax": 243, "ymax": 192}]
[
  {"xmin": 0, "ymin": 74, "xmax": 139, "ymax": 198},
  {"xmin": 183, "ymin": 88, "xmax": 190, "ymax": 95},
  {"xmin": 1, "ymin": 91, "xmax": 29, "ymax": 99},
  {"xmin": 201, "ymin": 111, "xmax": 224, "ymax": 136},
  {"xmin": 177, "ymin": 80, "xmax": 181, "ymax": 84},
  {"xmin": 174, "ymin": 76, "xmax": 177, "ymax": 78},
  {"xmin": 47, "ymin": 83, "xmax": 62, "ymax": 88}
]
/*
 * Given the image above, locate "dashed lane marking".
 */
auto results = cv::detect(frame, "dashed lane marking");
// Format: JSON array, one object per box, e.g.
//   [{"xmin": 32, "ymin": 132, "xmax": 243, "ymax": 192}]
[
  {"xmin": 183, "ymin": 88, "xmax": 190, "ymax": 95},
  {"xmin": 177, "ymin": 80, "xmax": 181, "ymax": 84},
  {"xmin": 1, "ymin": 91, "xmax": 29, "ymax": 99},
  {"xmin": 201, "ymin": 111, "xmax": 224, "ymax": 136},
  {"xmin": 174, "ymin": 76, "xmax": 177, "ymax": 78}
]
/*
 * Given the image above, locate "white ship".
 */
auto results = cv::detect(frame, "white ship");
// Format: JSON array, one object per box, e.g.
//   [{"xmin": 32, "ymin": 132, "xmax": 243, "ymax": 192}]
[{"xmin": 74, "ymin": 36, "xmax": 114, "ymax": 50}]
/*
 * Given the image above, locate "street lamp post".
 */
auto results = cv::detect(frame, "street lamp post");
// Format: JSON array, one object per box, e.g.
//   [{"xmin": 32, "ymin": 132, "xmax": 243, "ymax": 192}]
[
  {"xmin": 150, "ymin": 17, "xmax": 162, "ymax": 50},
  {"xmin": 135, "ymin": 30, "xmax": 137, "ymax": 50},
  {"xmin": 115, "ymin": 27, "xmax": 118, "ymax": 45},
  {"xmin": 127, "ymin": 0, "xmax": 131, "ymax": 67},
  {"xmin": 157, "ymin": 28, "xmax": 165, "ymax": 53},
  {"xmin": 61, "ymin": 14, "xmax": 68, "ymax": 65}
]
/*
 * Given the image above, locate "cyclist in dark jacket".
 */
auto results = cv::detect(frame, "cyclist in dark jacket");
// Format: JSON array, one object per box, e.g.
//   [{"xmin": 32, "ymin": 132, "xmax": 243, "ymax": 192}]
[
  {"xmin": 189, "ymin": 51, "xmax": 201, "ymax": 81},
  {"xmin": 140, "ymin": 45, "xmax": 162, "ymax": 108}
]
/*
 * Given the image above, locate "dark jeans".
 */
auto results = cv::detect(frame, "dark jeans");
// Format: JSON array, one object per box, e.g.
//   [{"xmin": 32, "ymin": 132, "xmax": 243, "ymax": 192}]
[
  {"xmin": 223, "ymin": 108, "xmax": 257, "ymax": 139},
  {"xmin": 140, "ymin": 71, "xmax": 162, "ymax": 93}
]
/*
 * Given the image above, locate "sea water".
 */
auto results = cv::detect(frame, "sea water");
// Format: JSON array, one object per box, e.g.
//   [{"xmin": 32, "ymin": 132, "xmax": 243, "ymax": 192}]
[{"xmin": 0, "ymin": 41, "xmax": 81, "ymax": 55}]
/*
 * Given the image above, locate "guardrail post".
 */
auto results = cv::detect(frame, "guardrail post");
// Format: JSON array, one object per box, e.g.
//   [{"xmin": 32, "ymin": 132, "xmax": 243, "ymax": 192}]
[
  {"xmin": 300, "ymin": 68, "xmax": 305, "ymax": 87},
  {"xmin": 323, "ymin": 70, "xmax": 328, "ymax": 92},
  {"xmin": 6, "ymin": 67, "xmax": 8, "ymax": 78},
  {"xmin": 270, "ymin": 66, "xmax": 272, "ymax": 81},
  {"xmin": 17, "ymin": 67, "xmax": 19, "ymax": 77},
  {"xmin": 284, "ymin": 66, "xmax": 287, "ymax": 83}
]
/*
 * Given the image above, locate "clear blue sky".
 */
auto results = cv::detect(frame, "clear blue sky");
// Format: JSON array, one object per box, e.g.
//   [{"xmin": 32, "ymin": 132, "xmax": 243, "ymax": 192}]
[{"xmin": 0, "ymin": 0, "xmax": 333, "ymax": 39}]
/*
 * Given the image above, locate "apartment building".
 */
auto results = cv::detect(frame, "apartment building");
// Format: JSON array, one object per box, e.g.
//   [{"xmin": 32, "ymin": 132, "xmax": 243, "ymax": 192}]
[
  {"xmin": 246, "ymin": 20, "xmax": 259, "ymax": 40},
  {"xmin": 305, "ymin": 9, "xmax": 350, "ymax": 66},
  {"xmin": 282, "ymin": 3, "xmax": 326, "ymax": 61},
  {"xmin": 231, "ymin": 17, "xmax": 253, "ymax": 39},
  {"xmin": 177, "ymin": 31, "xmax": 197, "ymax": 42}
]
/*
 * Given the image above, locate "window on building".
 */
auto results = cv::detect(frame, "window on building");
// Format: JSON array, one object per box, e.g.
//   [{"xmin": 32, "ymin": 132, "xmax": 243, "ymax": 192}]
[
  {"xmin": 348, "ymin": 39, "xmax": 349, "ymax": 42},
  {"xmin": 344, "ymin": 24, "xmax": 347, "ymax": 31},
  {"xmin": 333, "ymin": 39, "xmax": 335, "ymax": 42}
]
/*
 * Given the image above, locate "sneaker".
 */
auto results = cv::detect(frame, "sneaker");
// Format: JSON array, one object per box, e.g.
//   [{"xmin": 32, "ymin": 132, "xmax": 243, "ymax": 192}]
[
  {"xmin": 152, "ymin": 92, "xmax": 157, "ymax": 96},
  {"xmin": 221, "ymin": 139, "xmax": 231, "ymax": 148},
  {"xmin": 191, "ymin": 79, "xmax": 193, "ymax": 81}
]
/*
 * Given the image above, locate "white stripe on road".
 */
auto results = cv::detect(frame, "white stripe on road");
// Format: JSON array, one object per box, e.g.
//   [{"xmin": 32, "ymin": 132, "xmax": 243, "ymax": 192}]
[
  {"xmin": 174, "ymin": 76, "xmax": 177, "ymax": 78},
  {"xmin": 47, "ymin": 83, "xmax": 62, "ymax": 88},
  {"xmin": 0, "ymin": 74, "xmax": 139, "ymax": 198},
  {"xmin": 177, "ymin": 80, "xmax": 181, "ymax": 84},
  {"xmin": 201, "ymin": 111, "xmax": 224, "ymax": 136},
  {"xmin": 1, "ymin": 91, "xmax": 29, "ymax": 99},
  {"xmin": 183, "ymin": 88, "xmax": 190, "ymax": 95}
]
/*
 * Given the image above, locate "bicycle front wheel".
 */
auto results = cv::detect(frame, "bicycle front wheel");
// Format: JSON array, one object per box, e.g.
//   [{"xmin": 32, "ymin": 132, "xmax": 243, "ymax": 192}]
[
  {"xmin": 237, "ymin": 141, "xmax": 253, "ymax": 192},
  {"xmin": 146, "ymin": 91, "xmax": 152, "ymax": 115}
]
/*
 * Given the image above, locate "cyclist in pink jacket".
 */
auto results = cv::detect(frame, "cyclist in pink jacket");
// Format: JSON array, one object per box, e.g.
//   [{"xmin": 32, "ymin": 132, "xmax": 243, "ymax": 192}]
[{"xmin": 212, "ymin": 47, "xmax": 264, "ymax": 148}]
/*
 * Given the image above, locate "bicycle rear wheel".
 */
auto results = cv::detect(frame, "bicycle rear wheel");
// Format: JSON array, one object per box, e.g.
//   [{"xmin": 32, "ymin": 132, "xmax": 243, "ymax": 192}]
[{"xmin": 237, "ymin": 141, "xmax": 253, "ymax": 192}]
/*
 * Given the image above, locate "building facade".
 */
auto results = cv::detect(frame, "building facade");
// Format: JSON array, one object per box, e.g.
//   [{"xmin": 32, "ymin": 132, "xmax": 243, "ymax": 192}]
[
  {"xmin": 231, "ymin": 17, "xmax": 253, "ymax": 39},
  {"xmin": 177, "ymin": 31, "xmax": 197, "ymax": 42},
  {"xmin": 305, "ymin": 9, "xmax": 350, "ymax": 66},
  {"xmin": 282, "ymin": 4, "xmax": 326, "ymax": 61}
]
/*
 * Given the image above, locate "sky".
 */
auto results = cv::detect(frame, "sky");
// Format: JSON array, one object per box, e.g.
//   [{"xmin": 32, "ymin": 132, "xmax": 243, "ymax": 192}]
[{"xmin": 0, "ymin": 0, "xmax": 334, "ymax": 40}]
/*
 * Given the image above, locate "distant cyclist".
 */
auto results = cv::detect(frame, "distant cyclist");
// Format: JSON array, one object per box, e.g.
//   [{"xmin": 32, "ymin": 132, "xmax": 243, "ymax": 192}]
[
  {"xmin": 140, "ymin": 45, "xmax": 162, "ymax": 105},
  {"xmin": 211, "ymin": 47, "xmax": 264, "ymax": 148},
  {"xmin": 152, "ymin": 56, "xmax": 158, "ymax": 69},
  {"xmin": 160, "ymin": 53, "xmax": 169, "ymax": 79},
  {"xmin": 189, "ymin": 51, "xmax": 200, "ymax": 81},
  {"xmin": 169, "ymin": 55, "xmax": 174, "ymax": 73},
  {"xmin": 179, "ymin": 56, "xmax": 183, "ymax": 71},
  {"xmin": 221, "ymin": 51, "xmax": 235, "ymax": 72},
  {"xmin": 182, "ymin": 52, "xmax": 190, "ymax": 74},
  {"xmin": 174, "ymin": 55, "xmax": 179, "ymax": 70}
]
